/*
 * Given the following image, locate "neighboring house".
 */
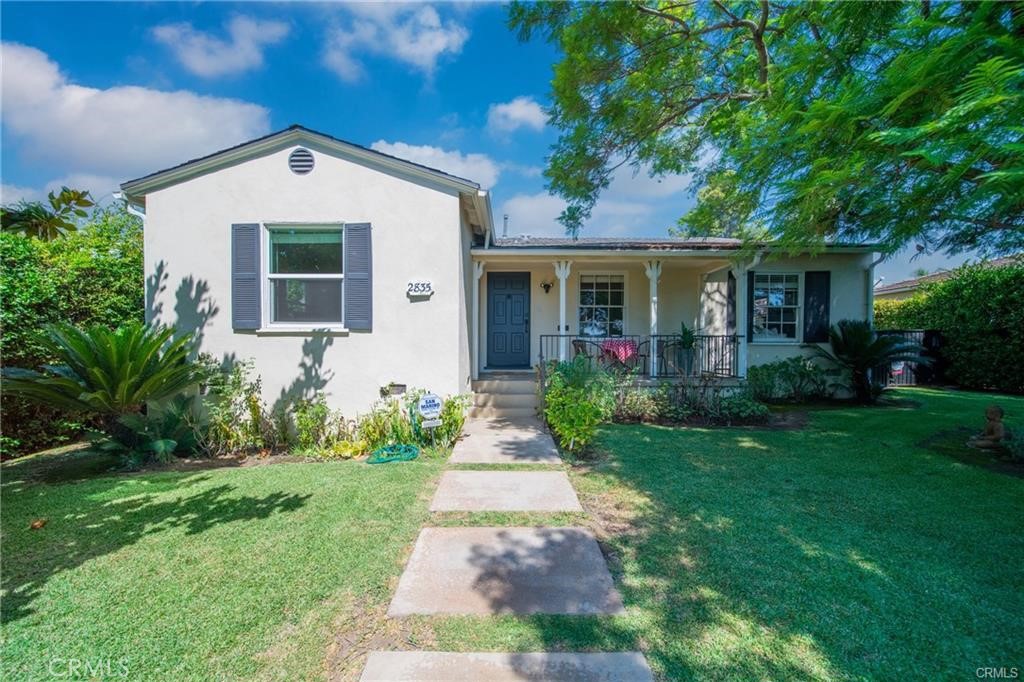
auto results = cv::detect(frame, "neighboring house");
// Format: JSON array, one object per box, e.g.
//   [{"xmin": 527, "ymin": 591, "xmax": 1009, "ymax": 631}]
[
  {"xmin": 873, "ymin": 256, "xmax": 1021, "ymax": 300},
  {"xmin": 121, "ymin": 125, "xmax": 879, "ymax": 417}
]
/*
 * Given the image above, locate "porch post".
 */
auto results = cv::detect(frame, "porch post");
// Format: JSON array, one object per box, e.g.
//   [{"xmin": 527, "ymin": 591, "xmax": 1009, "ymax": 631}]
[
  {"xmin": 554, "ymin": 260, "xmax": 572, "ymax": 360},
  {"xmin": 735, "ymin": 265, "xmax": 749, "ymax": 378},
  {"xmin": 472, "ymin": 261, "xmax": 485, "ymax": 380},
  {"xmin": 645, "ymin": 260, "xmax": 662, "ymax": 378}
]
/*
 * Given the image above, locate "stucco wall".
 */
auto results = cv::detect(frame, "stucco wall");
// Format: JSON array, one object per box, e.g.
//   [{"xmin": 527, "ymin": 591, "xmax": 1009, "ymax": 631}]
[
  {"xmin": 747, "ymin": 253, "xmax": 873, "ymax": 366},
  {"xmin": 143, "ymin": 141, "xmax": 467, "ymax": 416}
]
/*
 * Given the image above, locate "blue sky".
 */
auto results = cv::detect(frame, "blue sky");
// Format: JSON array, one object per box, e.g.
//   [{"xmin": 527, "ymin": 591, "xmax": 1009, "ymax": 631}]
[{"xmin": 1, "ymin": 1, "xmax": 968, "ymax": 283}]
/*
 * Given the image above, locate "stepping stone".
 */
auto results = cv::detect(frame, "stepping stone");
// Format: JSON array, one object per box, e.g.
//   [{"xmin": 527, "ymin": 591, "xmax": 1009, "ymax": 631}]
[
  {"xmin": 360, "ymin": 651, "xmax": 654, "ymax": 681},
  {"xmin": 388, "ymin": 527, "xmax": 624, "ymax": 616},
  {"xmin": 450, "ymin": 417, "xmax": 561, "ymax": 464},
  {"xmin": 430, "ymin": 471, "xmax": 582, "ymax": 512}
]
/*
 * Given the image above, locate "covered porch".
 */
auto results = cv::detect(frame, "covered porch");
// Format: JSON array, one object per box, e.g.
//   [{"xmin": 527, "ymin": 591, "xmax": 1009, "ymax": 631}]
[{"xmin": 469, "ymin": 248, "xmax": 749, "ymax": 380}]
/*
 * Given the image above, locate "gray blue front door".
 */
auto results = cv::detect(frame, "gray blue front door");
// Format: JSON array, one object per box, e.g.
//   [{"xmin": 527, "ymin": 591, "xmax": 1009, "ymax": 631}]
[{"xmin": 487, "ymin": 272, "xmax": 530, "ymax": 368}]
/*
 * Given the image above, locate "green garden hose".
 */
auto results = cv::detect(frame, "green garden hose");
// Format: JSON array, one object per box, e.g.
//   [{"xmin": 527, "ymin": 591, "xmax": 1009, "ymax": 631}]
[{"xmin": 367, "ymin": 444, "xmax": 419, "ymax": 464}]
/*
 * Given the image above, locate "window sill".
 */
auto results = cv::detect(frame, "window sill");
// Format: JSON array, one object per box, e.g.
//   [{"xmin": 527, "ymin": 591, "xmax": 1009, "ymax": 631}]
[
  {"xmin": 748, "ymin": 340, "xmax": 801, "ymax": 346},
  {"xmin": 253, "ymin": 326, "xmax": 350, "ymax": 336}
]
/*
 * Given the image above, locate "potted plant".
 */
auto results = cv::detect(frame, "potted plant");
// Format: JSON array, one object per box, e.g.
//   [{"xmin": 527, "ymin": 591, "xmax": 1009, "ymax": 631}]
[{"xmin": 675, "ymin": 322, "xmax": 697, "ymax": 376}]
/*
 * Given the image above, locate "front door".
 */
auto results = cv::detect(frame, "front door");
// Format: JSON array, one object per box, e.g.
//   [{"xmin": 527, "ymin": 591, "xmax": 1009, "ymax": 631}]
[{"xmin": 487, "ymin": 272, "xmax": 530, "ymax": 368}]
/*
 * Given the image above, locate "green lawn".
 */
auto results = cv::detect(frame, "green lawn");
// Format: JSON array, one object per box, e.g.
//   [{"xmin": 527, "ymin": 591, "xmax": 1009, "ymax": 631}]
[
  {"xmin": 427, "ymin": 388, "xmax": 1024, "ymax": 681},
  {"xmin": 1, "ymin": 454, "xmax": 445, "ymax": 681},
  {"xmin": 3, "ymin": 388, "xmax": 1022, "ymax": 681}
]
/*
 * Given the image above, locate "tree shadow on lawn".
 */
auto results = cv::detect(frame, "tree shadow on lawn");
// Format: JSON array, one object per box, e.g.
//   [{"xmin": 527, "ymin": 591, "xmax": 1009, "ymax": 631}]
[
  {"xmin": 1, "ymin": 472, "xmax": 311, "ymax": 625},
  {"xmin": 456, "ymin": 405, "xmax": 1023, "ymax": 681}
]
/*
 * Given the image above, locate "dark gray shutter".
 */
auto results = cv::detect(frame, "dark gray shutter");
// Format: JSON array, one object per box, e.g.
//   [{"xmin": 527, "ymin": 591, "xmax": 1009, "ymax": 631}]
[
  {"xmin": 746, "ymin": 270, "xmax": 756, "ymax": 339},
  {"xmin": 803, "ymin": 270, "xmax": 831, "ymax": 343},
  {"xmin": 231, "ymin": 223, "xmax": 261, "ymax": 330},
  {"xmin": 726, "ymin": 271, "xmax": 737, "ymax": 335},
  {"xmin": 344, "ymin": 223, "xmax": 372, "ymax": 331}
]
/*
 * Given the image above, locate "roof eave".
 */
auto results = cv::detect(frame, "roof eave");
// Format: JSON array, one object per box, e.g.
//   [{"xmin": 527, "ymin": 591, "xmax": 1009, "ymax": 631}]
[{"xmin": 120, "ymin": 127, "xmax": 481, "ymax": 198}]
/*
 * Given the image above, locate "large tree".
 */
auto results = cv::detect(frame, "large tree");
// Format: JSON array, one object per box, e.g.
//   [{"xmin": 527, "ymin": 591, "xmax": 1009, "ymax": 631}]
[{"xmin": 510, "ymin": 1, "xmax": 1024, "ymax": 256}]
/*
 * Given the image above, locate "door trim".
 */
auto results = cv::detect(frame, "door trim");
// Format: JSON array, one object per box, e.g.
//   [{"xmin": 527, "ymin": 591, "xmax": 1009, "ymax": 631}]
[{"xmin": 486, "ymin": 271, "xmax": 531, "ymax": 369}]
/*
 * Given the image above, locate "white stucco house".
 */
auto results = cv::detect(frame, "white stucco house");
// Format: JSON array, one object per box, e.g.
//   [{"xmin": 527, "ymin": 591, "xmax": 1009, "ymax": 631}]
[{"xmin": 121, "ymin": 125, "xmax": 880, "ymax": 417}]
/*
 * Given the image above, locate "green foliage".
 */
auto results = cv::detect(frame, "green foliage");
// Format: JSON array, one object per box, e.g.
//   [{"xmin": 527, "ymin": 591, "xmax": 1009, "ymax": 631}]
[
  {"xmin": 748, "ymin": 357, "xmax": 830, "ymax": 403},
  {"xmin": 98, "ymin": 395, "xmax": 203, "ymax": 468},
  {"xmin": 197, "ymin": 358, "xmax": 289, "ymax": 457},
  {"xmin": 1, "ymin": 186, "xmax": 94, "ymax": 240},
  {"xmin": 357, "ymin": 391, "xmax": 467, "ymax": 454},
  {"xmin": 2, "ymin": 321, "xmax": 204, "ymax": 417},
  {"xmin": 291, "ymin": 395, "xmax": 365, "ymax": 459},
  {"xmin": 718, "ymin": 394, "xmax": 771, "ymax": 425},
  {"xmin": 543, "ymin": 356, "xmax": 615, "ymax": 451},
  {"xmin": 0, "ymin": 204, "xmax": 144, "ymax": 455},
  {"xmin": 616, "ymin": 385, "xmax": 661, "ymax": 423},
  {"xmin": 873, "ymin": 296, "xmax": 931, "ymax": 330},
  {"xmin": 873, "ymin": 261, "xmax": 1024, "ymax": 393},
  {"xmin": 813, "ymin": 320, "xmax": 929, "ymax": 404},
  {"xmin": 510, "ymin": 2, "xmax": 1023, "ymax": 255}
]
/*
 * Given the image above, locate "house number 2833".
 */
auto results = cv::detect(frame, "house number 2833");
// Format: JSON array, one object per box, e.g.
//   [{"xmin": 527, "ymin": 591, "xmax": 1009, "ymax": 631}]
[{"xmin": 407, "ymin": 281, "xmax": 434, "ymax": 296}]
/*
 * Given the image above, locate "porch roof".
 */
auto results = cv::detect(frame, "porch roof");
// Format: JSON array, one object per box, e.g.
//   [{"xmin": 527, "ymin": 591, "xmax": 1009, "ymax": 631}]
[{"xmin": 473, "ymin": 235, "xmax": 877, "ymax": 258}]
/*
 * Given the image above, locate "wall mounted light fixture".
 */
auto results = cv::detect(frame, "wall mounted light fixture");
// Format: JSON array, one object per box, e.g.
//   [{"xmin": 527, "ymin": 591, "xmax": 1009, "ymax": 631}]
[{"xmin": 539, "ymin": 280, "xmax": 553, "ymax": 294}]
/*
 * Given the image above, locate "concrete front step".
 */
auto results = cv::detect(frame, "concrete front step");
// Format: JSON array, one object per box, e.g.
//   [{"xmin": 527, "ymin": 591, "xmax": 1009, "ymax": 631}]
[
  {"xmin": 471, "ymin": 377, "xmax": 537, "ymax": 394},
  {"xmin": 388, "ymin": 527, "xmax": 624, "ymax": 616},
  {"xmin": 360, "ymin": 652, "xmax": 654, "ymax": 681},
  {"xmin": 471, "ymin": 392, "xmax": 537, "ymax": 409},
  {"xmin": 466, "ymin": 406, "xmax": 537, "ymax": 419}
]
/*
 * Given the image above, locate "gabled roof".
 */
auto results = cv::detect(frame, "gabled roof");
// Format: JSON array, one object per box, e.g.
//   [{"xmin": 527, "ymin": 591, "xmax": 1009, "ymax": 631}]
[{"xmin": 120, "ymin": 124, "xmax": 483, "ymax": 198}]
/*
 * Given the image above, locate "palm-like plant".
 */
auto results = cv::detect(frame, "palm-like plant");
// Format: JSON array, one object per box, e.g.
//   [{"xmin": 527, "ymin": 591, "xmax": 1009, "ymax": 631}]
[
  {"xmin": 1, "ymin": 187, "xmax": 94, "ymax": 240},
  {"xmin": 2, "ymin": 322, "xmax": 204, "ymax": 426},
  {"xmin": 812, "ymin": 319, "xmax": 930, "ymax": 404}
]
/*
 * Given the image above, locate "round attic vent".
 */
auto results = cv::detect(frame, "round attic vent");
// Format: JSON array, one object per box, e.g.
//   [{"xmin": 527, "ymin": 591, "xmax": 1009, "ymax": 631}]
[{"xmin": 288, "ymin": 148, "xmax": 314, "ymax": 174}]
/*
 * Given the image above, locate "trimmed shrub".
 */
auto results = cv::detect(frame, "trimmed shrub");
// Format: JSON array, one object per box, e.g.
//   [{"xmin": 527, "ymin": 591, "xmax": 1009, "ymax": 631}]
[
  {"xmin": 543, "ymin": 356, "xmax": 615, "ymax": 452},
  {"xmin": 748, "ymin": 357, "xmax": 830, "ymax": 403},
  {"xmin": 874, "ymin": 261, "xmax": 1024, "ymax": 393}
]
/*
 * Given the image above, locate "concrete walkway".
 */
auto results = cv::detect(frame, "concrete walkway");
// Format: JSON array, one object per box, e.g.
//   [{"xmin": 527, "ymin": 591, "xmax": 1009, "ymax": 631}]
[
  {"xmin": 449, "ymin": 417, "xmax": 561, "ymax": 464},
  {"xmin": 388, "ymin": 527, "xmax": 623, "ymax": 616},
  {"xmin": 430, "ymin": 471, "xmax": 581, "ymax": 512},
  {"xmin": 363, "ymin": 417, "xmax": 652, "ymax": 680}
]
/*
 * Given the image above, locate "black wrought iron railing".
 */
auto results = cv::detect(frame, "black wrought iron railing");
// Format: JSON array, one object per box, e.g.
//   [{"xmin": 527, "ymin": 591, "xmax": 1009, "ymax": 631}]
[{"xmin": 538, "ymin": 333, "xmax": 741, "ymax": 379}]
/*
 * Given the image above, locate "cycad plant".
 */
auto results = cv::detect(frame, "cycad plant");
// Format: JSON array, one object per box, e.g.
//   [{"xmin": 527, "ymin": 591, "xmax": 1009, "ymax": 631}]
[
  {"xmin": 812, "ymin": 320, "xmax": 929, "ymax": 404},
  {"xmin": 3, "ymin": 322, "xmax": 204, "ymax": 436}
]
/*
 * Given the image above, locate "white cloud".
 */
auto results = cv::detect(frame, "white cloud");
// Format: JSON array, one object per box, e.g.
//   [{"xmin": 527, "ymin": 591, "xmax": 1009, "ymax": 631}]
[
  {"xmin": 152, "ymin": 15, "xmax": 290, "ymax": 78},
  {"xmin": 322, "ymin": 5, "xmax": 468, "ymax": 82},
  {"xmin": 1, "ymin": 42, "xmax": 271, "ymax": 181},
  {"xmin": 487, "ymin": 96, "xmax": 546, "ymax": 134},
  {"xmin": 370, "ymin": 140, "xmax": 500, "ymax": 188},
  {"xmin": 0, "ymin": 184, "xmax": 43, "ymax": 204}
]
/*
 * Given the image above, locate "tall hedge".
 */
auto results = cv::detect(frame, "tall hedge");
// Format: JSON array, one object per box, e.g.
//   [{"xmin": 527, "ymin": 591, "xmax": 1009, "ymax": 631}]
[
  {"xmin": 1, "ymin": 205, "xmax": 145, "ymax": 455},
  {"xmin": 873, "ymin": 260, "xmax": 1024, "ymax": 394}
]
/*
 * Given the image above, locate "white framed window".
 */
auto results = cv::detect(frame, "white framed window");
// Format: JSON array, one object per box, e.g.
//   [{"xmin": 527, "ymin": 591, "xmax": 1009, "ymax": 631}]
[
  {"xmin": 752, "ymin": 273, "xmax": 800, "ymax": 342},
  {"xmin": 265, "ymin": 224, "xmax": 344, "ymax": 326},
  {"xmin": 579, "ymin": 273, "xmax": 626, "ymax": 337}
]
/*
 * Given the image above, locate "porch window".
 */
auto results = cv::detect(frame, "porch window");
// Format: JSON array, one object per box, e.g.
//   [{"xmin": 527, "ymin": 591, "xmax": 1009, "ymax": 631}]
[
  {"xmin": 268, "ymin": 227, "xmax": 343, "ymax": 324},
  {"xmin": 752, "ymin": 273, "xmax": 799, "ymax": 341},
  {"xmin": 579, "ymin": 274, "xmax": 625, "ymax": 337}
]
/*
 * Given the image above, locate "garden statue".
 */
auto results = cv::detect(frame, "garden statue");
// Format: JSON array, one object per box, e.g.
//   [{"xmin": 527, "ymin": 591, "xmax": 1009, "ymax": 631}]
[{"xmin": 967, "ymin": 405, "xmax": 1006, "ymax": 450}]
